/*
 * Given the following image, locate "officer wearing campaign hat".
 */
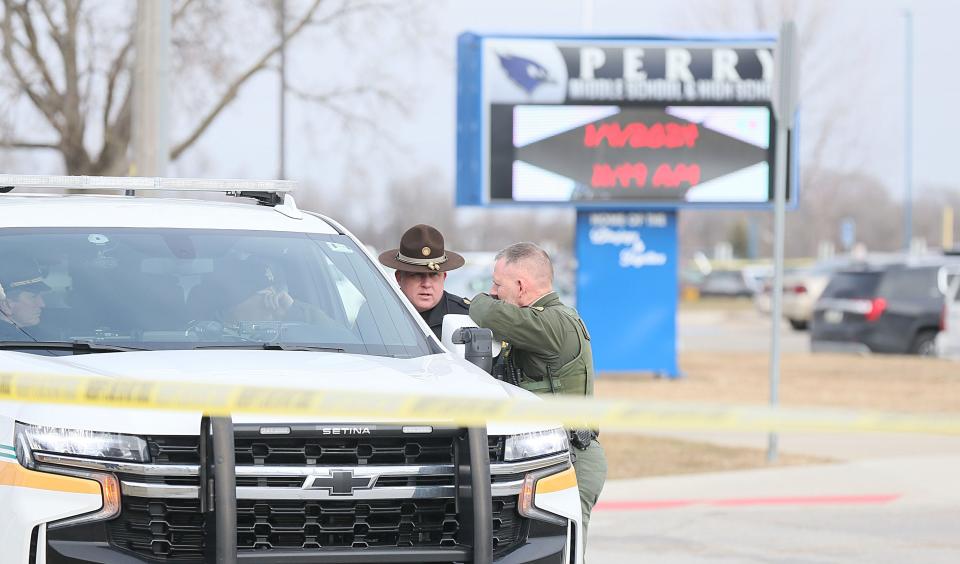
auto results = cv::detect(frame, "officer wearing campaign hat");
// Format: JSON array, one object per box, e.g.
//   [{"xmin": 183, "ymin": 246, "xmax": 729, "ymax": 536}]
[
  {"xmin": 379, "ymin": 225, "xmax": 469, "ymax": 339},
  {"xmin": 0, "ymin": 254, "xmax": 51, "ymax": 339}
]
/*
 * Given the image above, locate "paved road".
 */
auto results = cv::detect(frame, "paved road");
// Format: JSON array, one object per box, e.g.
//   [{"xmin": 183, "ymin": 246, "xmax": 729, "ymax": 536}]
[
  {"xmin": 586, "ymin": 455, "xmax": 960, "ymax": 563},
  {"xmin": 678, "ymin": 308, "xmax": 809, "ymax": 353},
  {"xmin": 587, "ymin": 305, "xmax": 959, "ymax": 561}
]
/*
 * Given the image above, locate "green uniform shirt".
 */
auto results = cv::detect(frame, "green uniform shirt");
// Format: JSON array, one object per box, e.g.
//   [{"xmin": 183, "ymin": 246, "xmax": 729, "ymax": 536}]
[
  {"xmin": 469, "ymin": 291, "xmax": 594, "ymax": 397},
  {"xmin": 472, "ymin": 291, "xmax": 608, "ymax": 539}
]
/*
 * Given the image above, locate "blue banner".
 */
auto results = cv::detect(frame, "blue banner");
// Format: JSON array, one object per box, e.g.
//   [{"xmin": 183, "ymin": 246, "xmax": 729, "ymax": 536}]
[{"xmin": 576, "ymin": 210, "xmax": 678, "ymax": 376}]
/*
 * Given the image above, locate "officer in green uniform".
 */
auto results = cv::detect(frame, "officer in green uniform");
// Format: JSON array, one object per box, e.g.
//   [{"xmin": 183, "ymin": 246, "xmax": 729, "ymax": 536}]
[{"xmin": 468, "ymin": 242, "xmax": 607, "ymax": 540}]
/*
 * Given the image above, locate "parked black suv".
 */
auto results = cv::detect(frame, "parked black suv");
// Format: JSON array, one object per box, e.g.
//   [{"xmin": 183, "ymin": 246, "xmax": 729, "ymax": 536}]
[{"xmin": 811, "ymin": 259, "xmax": 960, "ymax": 356}]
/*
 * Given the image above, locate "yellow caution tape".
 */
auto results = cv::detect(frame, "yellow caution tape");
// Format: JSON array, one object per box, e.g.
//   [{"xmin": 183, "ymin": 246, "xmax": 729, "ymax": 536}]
[{"xmin": 1, "ymin": 371, "xmax": 959, "ymax": 435}]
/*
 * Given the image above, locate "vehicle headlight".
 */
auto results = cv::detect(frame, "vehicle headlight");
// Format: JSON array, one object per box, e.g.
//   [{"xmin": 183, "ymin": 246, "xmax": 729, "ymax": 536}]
[
  {"xmin": 15, "ymin": 422, "xmax": 150, "ymax": 468},
  {"xmin": 14, "ymin": 423, "xmax": 131, "ymax": 529},
  {"xmin": 504, "ymin": 428, "xmax": 569, "ymax": 461}
]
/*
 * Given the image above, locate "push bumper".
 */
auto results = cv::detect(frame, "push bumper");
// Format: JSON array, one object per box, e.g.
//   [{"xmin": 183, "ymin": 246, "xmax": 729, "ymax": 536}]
[{"xmin": 44, "ymin": 520, "xmax": 568, "ymax": 563}]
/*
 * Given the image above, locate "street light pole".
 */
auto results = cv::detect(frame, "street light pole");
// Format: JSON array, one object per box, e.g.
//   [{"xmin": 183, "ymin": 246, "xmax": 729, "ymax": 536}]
[
  {"xmin": 903, "ymin": 10, "xmax": 914, "ymax": 252},
  {"xmin": 277, "ymin": 0, "xmax": 287, "ymax": 180}
]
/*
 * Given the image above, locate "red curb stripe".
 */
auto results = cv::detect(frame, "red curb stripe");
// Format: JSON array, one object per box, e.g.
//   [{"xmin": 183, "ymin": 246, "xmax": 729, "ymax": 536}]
[
  {"xmin": 595, "ymin": 494, "xmax": 901, "ymax": 511},
  {"xmin": 709, "ymin": 494, "xmax": 901, "ymax": 507},
  {"xmin": 595, "ymin": 500, "xmax": 697, "ymax": 511}
]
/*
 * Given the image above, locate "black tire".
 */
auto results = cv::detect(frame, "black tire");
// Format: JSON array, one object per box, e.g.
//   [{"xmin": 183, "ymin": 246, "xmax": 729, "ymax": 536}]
[
  {"xmin": 910, "ymin": 330, "xmax": 937, "ymax": 356},
  {"xmin": 788, "ymin": 318, "xmax": 808, "ymax": 331}
]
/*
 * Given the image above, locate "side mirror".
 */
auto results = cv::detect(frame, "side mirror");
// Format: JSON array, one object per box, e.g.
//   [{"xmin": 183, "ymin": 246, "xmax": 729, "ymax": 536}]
[
  {"xmin": 451, "ymin": 327, "xmax": 495, "ymax": 373},
  {"xmin": 441, "ymin": 314, "xmax": 501, "ymax": 362}
]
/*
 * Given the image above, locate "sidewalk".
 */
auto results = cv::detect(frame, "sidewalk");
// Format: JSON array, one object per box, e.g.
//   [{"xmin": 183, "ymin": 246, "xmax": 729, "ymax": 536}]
[
  {"xmin": 587, "ymin": 455, "xmax": 960, "ymax": 563},
  {"xmin": 595, "ymin": 455, "xmax": 960, "ymax": 506}
]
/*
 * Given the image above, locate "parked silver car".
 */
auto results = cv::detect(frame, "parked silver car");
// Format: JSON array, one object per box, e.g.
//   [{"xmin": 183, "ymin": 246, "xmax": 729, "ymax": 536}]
[{"xmin": 782, "ymin": 259, "xmax": 856, "ymax": 330}]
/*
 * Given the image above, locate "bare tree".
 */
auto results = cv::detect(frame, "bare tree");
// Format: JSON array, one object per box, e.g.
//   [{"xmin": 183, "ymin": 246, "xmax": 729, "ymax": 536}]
[
  {"xmin": 682, "ymin": 0, "xmax": 873, "ymax": 176},
  {"xmin": 677, "ymin": 0, "xmax": 890, "ymax": 259},
  {"xmin": 783, "ymin": 167, "xmax": 899, "ymax": 255},
  {"xmin": 679, "ymin": 209, "xmax": 749, "ymax": 259},
  {"xmin": 345, "ymin": 166, "xmax": 574, "ymax": 256},
  {"xmin": 0, "ymin": 0, "xmax": 426, "ymax": 175},
  {"xmin": 910, "ymin": 185, "xmax": 960, "ymax": 250},
  {"xmin": 680, "ymin": 166, "xmax": 905, "ymax": 259}
]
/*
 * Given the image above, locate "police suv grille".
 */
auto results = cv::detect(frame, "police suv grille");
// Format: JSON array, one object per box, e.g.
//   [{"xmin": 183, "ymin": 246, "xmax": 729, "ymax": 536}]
[
  {"xmin": 234, "ymin": 496, "xmax": 524, "ymax": 552},
  {"xmin": 107, "ymin": 495, "xmax": 523, "ymax": 560},
  {"xmin": 105, "ymin": 432, "xmax": 527, "ymax": 561},
  {"xmin": 235, "ymin": 498, "xmax": 462, "ymax": 550},
  {"xmin": 108, "ymin": 498, "xmax": 206, "ymax": 561},
  {"xmin": 488, "ymin": 434, "xmax": 506, "ymax": 462},
  {"xmin": 142, "ymin": 433, "xmax": 506, "ymax": 465},
  {"xmin": 234, "ymin": 435, "xmax": 454, "ymax": 465},
  {"xmin": 147, "ymin": 435, "xmax": 202, "ymax": 464}
]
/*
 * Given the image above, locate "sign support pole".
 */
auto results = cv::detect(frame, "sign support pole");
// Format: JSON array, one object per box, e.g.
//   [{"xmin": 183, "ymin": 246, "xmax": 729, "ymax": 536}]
[{"xmin": 768, "ymin": 21, "xmax": 798, "ymax": 463}]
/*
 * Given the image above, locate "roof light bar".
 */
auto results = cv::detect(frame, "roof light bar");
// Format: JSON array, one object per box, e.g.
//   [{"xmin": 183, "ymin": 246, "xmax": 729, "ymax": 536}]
[{"xmin": 0, "ymin": 174, "xmax": 297, "ymax": 194}]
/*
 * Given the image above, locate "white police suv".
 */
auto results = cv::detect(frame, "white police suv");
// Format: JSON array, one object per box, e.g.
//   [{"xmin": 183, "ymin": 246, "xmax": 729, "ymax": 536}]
[{"xmin": 0, "ymin": 175, "xmax": 582, "ymax": 564}]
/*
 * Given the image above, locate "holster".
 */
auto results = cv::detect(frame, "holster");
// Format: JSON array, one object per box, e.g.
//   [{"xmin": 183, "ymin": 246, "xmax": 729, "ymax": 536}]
[
  {"xmin": 568, "ymin": 428, "xmax": 597, "ymax": 450},
  {"xmin": 492, "ymin": 355, "xmax": 520, "ymax": 387}
]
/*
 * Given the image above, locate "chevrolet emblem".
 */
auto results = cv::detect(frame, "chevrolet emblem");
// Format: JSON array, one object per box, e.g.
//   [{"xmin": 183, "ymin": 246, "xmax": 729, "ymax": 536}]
[{"xmin": 304, "ymin": 470, "xmax": 375, "ymax": 495}]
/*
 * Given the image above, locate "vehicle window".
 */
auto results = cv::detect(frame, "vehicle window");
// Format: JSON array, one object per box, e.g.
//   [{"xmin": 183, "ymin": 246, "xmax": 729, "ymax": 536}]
[
  {"xmin": 878, "ymin": 267, "xmax": 939, "ymax": 300},
  {"xmin": 0, "ymin": 228, "xmax": 433, "ymax": 357},
  {"xmin": 322, "ymin": 255, "xmax": 366, "ymax": 325},
  {"xmin": 708, "ymin": 271, "xmax": 741, "ymax": 281},
  {"xmin": 810, "ymin": 261, "xmax": 844, "ymax": 274},
  {"xmin": 820, "ymin": 271, "xmax": 881, "ymax": 299},
  {"xmin": 701, "ymin": 271, "xmax": 745, "ymax": 289},
  {"xmin": 943, "ymin": 272, "xmax": 960, "ymax": 302}
]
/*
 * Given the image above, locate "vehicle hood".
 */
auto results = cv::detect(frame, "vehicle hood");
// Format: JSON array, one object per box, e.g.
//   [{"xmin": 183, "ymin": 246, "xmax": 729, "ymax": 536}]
[{"xmin": 0, "ymin": 350, "xmax": 551, "ymax": 436}]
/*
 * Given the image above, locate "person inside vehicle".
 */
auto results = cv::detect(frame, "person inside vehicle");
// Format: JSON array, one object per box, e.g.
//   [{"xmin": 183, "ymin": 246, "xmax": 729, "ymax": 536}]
[
  {"xmin": 0, "ymin": 254, "xmax": 50, "ymax": 340},
  {"xmin": 187, "ymin": 256, "xmax": 342, "ymax": 333},
  {"xmin": 221, "ymin": 260, "xmax": 296, "ymax": 323},
  {"xmin": 201, "ymin": 258, "xmax": 299, "ymax": 324},
  {"xmin": 378, "ymin": 224, "xmax": 469, "ymax": 339}
]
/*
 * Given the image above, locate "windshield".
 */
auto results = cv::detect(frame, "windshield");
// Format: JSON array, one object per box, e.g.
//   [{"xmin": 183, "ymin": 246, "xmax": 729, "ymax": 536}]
[
  {"xmin": 820, "ymin": 271, "xmax": 882, "ymax": 299},
  {"xmin": 0, "ymin": 228, "xmax": 433, "ymax": 357}
]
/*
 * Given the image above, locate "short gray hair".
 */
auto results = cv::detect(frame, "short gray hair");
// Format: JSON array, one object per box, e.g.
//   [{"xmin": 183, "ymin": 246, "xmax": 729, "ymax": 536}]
[{"xmin": 495, "ymin": 242, "xmax": 554, "ymax": 283}]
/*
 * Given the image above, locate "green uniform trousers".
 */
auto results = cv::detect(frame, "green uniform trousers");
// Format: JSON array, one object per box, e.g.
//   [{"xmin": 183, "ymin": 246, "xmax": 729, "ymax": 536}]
[{"xmin": 572, "ymin": 438, "xmax": 607, "ymax": 537}]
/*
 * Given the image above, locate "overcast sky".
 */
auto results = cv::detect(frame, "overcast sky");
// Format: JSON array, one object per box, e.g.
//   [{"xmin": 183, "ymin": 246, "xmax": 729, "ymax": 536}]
[
  {"xmin": 419, "ymin": 0, "xmax": 958, "ymax": 197},
  {"xmin": 6, "ymin": 1, "xmax": 954, "ymax": 207},
  {"xmin": 164, "ymin": 0, "xmax": 959, "ymax": 209}
]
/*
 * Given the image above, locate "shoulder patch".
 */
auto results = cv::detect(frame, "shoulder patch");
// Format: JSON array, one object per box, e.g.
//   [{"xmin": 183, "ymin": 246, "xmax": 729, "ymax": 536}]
[
  {"xmin": 462, "ymin": 297, "xmax": 471, "ymax": 305},
  {"xmin": 577, "ymin": 317, "xmax": 591, "ymax": 341}
]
